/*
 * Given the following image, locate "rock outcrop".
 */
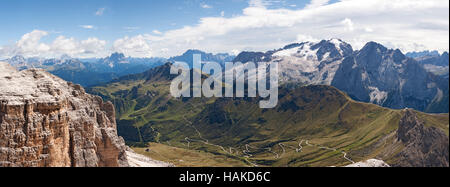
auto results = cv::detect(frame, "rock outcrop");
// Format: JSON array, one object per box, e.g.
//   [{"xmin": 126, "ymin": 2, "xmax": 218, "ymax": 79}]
[
  {"xmin": 0, "ymin": 62, "xmax": 129, "ymax": 167},
  {"xmin": 394, "ymin": 109, "xmax": 449, "ymax": 167},
  {"xmin": 332, "ymin": 42, "xmax": 449, "ymax": 113}
]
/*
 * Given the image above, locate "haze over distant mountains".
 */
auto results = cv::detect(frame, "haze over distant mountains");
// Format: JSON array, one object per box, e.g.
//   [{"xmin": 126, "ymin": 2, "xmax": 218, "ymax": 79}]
[
  {"xmin": 3, "ymin": 53, "xmax": 166, "ymax": 87},
  {"xmin": 406, "ymin": 51, "xmax": 449, "ymax": 78},
  {"xmin": 3, "ymin": 39, "xmax": 449, "ymax": 113}
]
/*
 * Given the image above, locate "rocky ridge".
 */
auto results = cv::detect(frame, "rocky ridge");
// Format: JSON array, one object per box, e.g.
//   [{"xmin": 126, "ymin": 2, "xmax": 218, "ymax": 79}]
[
  {"xmin": 394, "ymin": 109, "xmax": 449, "ymax": 167},
  {"xmin": 0, "ymin": 62, "xmax": 129, "ymax": 167}
]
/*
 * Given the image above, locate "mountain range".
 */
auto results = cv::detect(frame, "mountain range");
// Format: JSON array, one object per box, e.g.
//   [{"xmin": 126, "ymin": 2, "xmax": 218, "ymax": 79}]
[
  {"xmin": 2, "ymin": 53, "xmax": 166, "ymax": 87},
  {"xmin": 3, "ymin": 40, "xmax": 448, "ymax": 113},
  {"xmin": 169, "ymin": 49, "xmax": 235, "ymax": 68},
  {"xmin": 2, "ymin": 38, "xmax": 447, "ymax": 167},
  {"xmin": 230, "ymin": 39, "xmax": 449, "ymax": 113},
  {"xmin": 407, "ymin": 51, "xmax": 449, "ymax": 78},
  {"xmin": 88, "ymin": 61, "xmax": 449, "ymax": 167}
]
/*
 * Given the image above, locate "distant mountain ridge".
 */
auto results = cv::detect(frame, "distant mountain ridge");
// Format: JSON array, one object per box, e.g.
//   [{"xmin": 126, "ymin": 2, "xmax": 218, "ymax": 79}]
[
  {"xmin": 2, "ymin": 53, "xmax": 166, "ymax": 87},
  {"xmin": 169, "ymin": 49, "xmax": 235, "ymax": 67},
  {"xmin": 406, "ymin": 50, "xmax": 441, "ymax": 59},
  {"xmin": 332, "ymin": 42, "xmax": 448, "ymax": 113},
  {"xmin": 3, "ymin": 40, "xmax": 449, "ymax": 113},
  {"xmin": 406, "ymin": 51, "xmax": 449, "ymax": 78},
  {"xmin": 230, "ymin": 40, "xmax": 448, "ymax": 113},
  {"xmin": 88, "ymin": 63, "xmax": 449, "ymax": 167}
]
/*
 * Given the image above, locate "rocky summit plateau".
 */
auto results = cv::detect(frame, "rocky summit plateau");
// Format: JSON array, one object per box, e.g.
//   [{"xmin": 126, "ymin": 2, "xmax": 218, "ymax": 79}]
[{"xmin": 0, "ymin": 62, "xmax": 169, "ymax": 167}]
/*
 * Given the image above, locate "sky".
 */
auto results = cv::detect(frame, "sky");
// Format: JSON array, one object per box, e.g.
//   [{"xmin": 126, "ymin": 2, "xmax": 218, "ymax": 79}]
[{"xmin": 0, "ymin": 0, "xmax": 448, "ymax": 59}]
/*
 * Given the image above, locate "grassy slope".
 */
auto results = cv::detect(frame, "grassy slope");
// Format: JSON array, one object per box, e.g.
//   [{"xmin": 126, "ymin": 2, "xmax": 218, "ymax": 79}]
[
  {"xmin": 133, "ymin": 143, "xmax": 248, "ymax": 167},
  {"xmin": 88, "ymin": 66, "xmax": 449, "ymax": 167}
]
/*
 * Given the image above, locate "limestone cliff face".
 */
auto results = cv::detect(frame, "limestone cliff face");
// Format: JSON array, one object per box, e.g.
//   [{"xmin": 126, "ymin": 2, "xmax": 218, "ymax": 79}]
[{"xmin": 0, "ymin": 62, "xmax": 128, "ymax": 167}]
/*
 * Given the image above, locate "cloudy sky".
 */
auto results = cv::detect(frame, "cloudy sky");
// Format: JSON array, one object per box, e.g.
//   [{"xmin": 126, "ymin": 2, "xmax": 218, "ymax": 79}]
[{"xmin": 0, "ymin": 0, "xmax": 448, "ymax": 59}]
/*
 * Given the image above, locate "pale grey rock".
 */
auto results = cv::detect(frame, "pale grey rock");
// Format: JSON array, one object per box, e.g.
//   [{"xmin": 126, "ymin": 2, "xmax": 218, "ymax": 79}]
[
  {"xmin": 332, "ymin": 42, "xmax": 449, "ymax": 113},
  {"xmin": 0, "ymin": 62, "xmax": 129, "ymax": 167}
]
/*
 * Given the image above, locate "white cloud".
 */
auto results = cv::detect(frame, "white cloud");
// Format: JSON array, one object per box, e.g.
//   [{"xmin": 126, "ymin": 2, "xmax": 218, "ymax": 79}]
[
  {"xmin": 249, "ymin": 0, "xmax": 276, "ymax": 8},
  {"xmin": 14, "ymin": 30, "xmax": 50, "ymax": 57},
  {"xmin": 0, "ymin": 30, "xmax": 107, "ymax": 58},
  {"xmin": 221, "ymin": 11, "xmax": 225, "ymax": 17},
  {"xmin": 296, "ymin": 34, "xmax": 320, "ymax": 43},
  {"xmin": 1, "ymin": 0, "xmax": 449, "ymax": 58},
  {"xmin": 80, "ymin": 38, "xmax": 107, "ymax": 54},
  {"xmin": 201, "ymin": 4, "xmax": 212, "ymax": 9},
  {"xmin": 305, "ymin": 0, "xmax": 330, "ymax": 9},
  {"xmin": 112, "ymin": 35, "xmax": 152, "ymax": 58},
  {"xmin": 95, "ymin": 8, "xmax": 105, "ymax": 16},
  {"xmin": 51, "ymin": 36, "xmax": 78, "ymax": 54},
  {"xmin": 140, "ymin": 0, "xmax": 449, "ymax": 57},
  {"xmin": 365, "ymin": 27, "xmax": 374, "ymax": 33},
  {"xmin": 341, "ymin": 18, "xmax": 355, "ymax": 32},
  {"xmin": 124, "ymin": 26, "xmax": 140, "ymax": 31},
  {"xmin": 80, "ymin": 25, "xmax": 95, "ymax": 29},
  {"xmin": 152, "ymin": 30, "xmax": 163, "ymax": 35},
  {"xmin": 49, "ymin": 36, "xmax": 107, "ymax": 57}
]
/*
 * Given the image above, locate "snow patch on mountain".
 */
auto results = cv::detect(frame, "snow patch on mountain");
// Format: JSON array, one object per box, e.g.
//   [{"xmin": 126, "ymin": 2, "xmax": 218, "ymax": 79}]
[
  {"xmin": 368, "ymin": 87, "xmax": 388, "ymax": 104},
  {"xmin": 272, "ymin": 39, "xmax": 352, "ymax": 85},
  {"xmin": 329, "ymin": 38, "xmax": 344, "ymax": 55}
]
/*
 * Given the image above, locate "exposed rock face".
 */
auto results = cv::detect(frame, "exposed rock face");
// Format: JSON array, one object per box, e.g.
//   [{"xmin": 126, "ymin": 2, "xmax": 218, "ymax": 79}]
[
  {"xmin": 410, "ymin": 51, "xmax": 449, "ymax": 78},
  {"xmin": 0, "ymin": 62, "xmax": 129, "ymax": 167},
  {"xmin": 413, "ymin": 51, "xmax": 449, "ymax": 67},
  {"xmin": 332, "ymin": 42, "xmax": 449, "ymax": 113},
  {"xmin": 169, "ymin": 49, "xmax": 235, "ymax": 68},
  {"xmin": 234, "ymin": 40, "xmax": 448, "ymax": 113},
  {"xmin": 394, "ymin": 109, "xmax": 449, "ymax": 167},
  {"xmin": 233, "ymin": 39, "xmax": 354, "ymax": 85}
]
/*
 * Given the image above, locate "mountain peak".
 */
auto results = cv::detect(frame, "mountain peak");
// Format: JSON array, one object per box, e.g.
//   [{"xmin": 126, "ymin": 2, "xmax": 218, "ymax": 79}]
[
  {"xmin": 109, "ymin": 52, "xmax": 126, "ymax": 59},
  {"xmin": 60, "ymin": 54, "xmax": 73, "ymax": 61},
  {"xmin": 360, "ymin": 42, "xmax": 388, "ymax": 54},
  {"xmin": 169, "ymin": 49, "xmax": 235, "ymax": 66},
  {"xmin": 102, "ymin": 52, "xmax": 128, "ymax": 67},
  {"xmin": 183, "ymin": 49, "xmax": 206, "ymax": 55},
  {"xmin": 311, "ymin": 39, "xmax": 353, "ymax": 59},
  {"xmin": 10, "ymin": 55, "xmax": 26, "ymax": 62}
]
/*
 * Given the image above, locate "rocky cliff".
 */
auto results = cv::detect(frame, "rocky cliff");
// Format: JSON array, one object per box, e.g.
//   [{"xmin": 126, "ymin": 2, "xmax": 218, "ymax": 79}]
[
  {"xmin": 332, "ymin": 42, "xmax": 449, "ymax": 113},
  {"xmin": 394, "ymin": 109, "xmax": 449, "ymax": 167},
  {"xmin": 0, "ymin": 62, "xmax": 129, "ymax": 167}
]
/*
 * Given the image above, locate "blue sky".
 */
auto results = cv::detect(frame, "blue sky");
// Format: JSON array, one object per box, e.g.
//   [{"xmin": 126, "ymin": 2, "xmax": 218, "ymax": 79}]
[
  {"xmin": 0, "ymin": 0, "xmax": 313, "ymax": 44},
  {"xmin": 0, "ymin": 0, "xmax": 448, "ymax": 58}
]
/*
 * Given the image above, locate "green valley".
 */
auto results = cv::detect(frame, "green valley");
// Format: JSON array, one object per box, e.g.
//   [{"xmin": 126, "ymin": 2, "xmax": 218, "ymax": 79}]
[{"xmin": 88, "ymin": 64, "xmax": 449, "ymax": 167}]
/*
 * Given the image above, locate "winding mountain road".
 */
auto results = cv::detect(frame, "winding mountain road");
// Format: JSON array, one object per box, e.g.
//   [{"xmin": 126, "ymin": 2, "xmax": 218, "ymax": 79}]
[{"xmin": 176, "ymin": 102, "xmax": 355, "ymax": 166}]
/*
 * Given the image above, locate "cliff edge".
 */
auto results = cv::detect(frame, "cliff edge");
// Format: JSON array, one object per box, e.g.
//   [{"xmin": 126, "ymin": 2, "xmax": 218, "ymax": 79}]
[{"xmin": 0, "ymin": 62, "xmax": 129, "ymax": 167}]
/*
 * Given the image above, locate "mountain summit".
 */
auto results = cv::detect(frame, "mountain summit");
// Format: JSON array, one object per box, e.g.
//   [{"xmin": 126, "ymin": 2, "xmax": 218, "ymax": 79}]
[
  {"xmin": 230, "ymin": 39, "xmax": 448, "ymax": 113},
  {"xmin": 332, "ymin": 41, "xmax": 449, "ymax": 113},
  {"xmin": 169, "ymin": 49, "xmax": 235, "ymax": 67}
]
